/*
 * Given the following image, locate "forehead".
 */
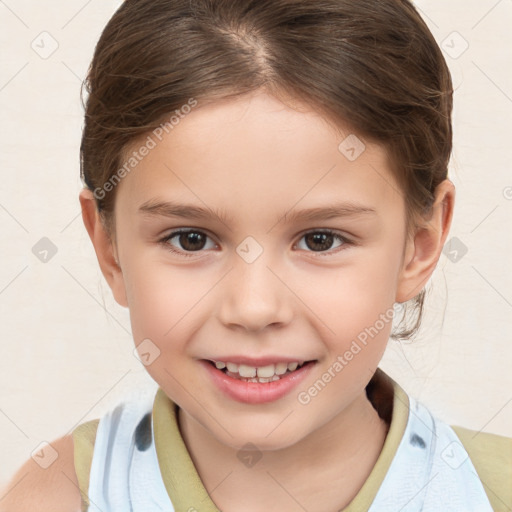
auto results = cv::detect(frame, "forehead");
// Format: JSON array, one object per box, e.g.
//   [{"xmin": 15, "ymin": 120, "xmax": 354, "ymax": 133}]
[{"xmin": 115, "ymin": 91, "xmax": 404, "ymax": 225}]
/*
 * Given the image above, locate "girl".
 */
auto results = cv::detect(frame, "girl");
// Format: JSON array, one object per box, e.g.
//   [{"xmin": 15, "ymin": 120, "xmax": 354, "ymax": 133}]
[{"xmin": 3, "ymin": 0, "xmax": 511, "ymax": 510}]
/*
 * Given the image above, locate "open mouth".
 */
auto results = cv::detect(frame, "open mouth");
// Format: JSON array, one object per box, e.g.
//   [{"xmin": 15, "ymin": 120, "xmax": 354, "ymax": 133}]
[{"xmin": 204, "ymin": 359, "xmax": 317, "ymax": 383}]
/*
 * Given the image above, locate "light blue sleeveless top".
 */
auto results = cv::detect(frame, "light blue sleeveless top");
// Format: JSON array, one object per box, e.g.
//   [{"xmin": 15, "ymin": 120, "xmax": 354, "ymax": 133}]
[{"xmin": 85, "ymin": 392, "xmax": 493, "ymax": 511}]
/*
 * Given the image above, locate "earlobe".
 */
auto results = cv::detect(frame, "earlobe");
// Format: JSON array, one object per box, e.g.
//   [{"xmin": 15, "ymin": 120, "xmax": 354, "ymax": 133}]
[
  {"xmin": 78, "ymin": 189, "xmax": 129, "ymax": 308},
  {"xmin": 395, "ymin": 179, "xmax": 455, "ymax": 303}
]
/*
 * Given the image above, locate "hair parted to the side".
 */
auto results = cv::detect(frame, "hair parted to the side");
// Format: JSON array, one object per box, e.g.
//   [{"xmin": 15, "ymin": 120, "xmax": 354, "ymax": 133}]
[{"xmin": 79, "ymin": 0, "xmax": 453, "ymax": 342}]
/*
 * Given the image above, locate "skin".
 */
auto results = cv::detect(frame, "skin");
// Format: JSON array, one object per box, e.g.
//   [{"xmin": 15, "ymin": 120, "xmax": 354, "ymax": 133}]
[
  {"xmin": 0, "ymin": 435, "xmax": 81, "ymax": 511},
  {"xmin": 1, "ymin": 90, "xmax": 454, "ymax": 511}
]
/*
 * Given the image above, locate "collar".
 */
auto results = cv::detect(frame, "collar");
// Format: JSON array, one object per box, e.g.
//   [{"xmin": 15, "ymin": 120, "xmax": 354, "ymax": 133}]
[{"xmin": 152, "ymin": 367, "xmax": 410, "ymax": 511}]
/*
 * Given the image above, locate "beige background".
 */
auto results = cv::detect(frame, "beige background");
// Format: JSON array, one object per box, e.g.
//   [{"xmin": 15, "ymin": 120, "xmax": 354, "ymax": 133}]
[{"xmin": 1, "ymin": 0, "xmax": 511, "ymax": 486}]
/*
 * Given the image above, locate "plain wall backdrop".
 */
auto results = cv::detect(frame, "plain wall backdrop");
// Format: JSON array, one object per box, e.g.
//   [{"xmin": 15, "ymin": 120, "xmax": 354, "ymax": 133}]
[{"xmin": 0, "ymin": 0, "xmax": 511, "ymax": 486}]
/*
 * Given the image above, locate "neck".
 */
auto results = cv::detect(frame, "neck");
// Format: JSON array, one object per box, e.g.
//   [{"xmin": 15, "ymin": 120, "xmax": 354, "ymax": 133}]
[{"xmin": 178, "ymin": 390, "xmax": 389, "ymax": 512}]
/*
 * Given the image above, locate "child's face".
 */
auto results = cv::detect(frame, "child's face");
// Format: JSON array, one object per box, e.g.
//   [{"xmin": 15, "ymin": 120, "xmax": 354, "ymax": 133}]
[{"xmin": 111, "ymin": 91, "xmax": 415, "ymax": 449}]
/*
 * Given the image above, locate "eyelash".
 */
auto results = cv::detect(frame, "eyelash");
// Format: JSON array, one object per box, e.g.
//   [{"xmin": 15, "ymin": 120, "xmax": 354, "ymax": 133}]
[{"xmin": 158, "ymin": 229, "xmax": 355, "ymax": 258}]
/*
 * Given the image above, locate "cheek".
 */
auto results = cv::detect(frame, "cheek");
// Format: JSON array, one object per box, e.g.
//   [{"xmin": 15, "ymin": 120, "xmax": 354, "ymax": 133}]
[
  {"xmin": 123, "ymin": 262, "xmax": 190, "ymax": 343},
  {"xmin": 295, "ymin": 247, "xmax": 400, "ymax": 345},
  {"xmin": 294, "ymin": 261, "xmax": 397, "ymax": 414},
  {"xmin": 124, "ymin": 265, "xmax": 207, "ymax": 390}
]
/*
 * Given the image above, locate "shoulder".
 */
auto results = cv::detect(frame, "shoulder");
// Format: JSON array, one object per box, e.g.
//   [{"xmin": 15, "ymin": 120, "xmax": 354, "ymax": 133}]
[
  {"xmin": 0, "ymin": 434, "xmax": 82, "ymax": 512},
  {"xmin": 451, "ymin": 425, "xmax": 512, "ymax": 511}
]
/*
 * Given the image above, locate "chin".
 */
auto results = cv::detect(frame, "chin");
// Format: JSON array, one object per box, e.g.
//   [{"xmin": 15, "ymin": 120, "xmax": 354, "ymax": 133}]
[{"xmin": 218, "ymin": 425, "xmax": 307, "ymax": 453}]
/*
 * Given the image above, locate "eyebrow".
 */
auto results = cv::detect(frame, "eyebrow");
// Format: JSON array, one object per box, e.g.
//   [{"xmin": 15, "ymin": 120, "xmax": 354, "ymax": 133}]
[{"xmin": 138, "ymin": 199, "xmax": 377, "ymax": 224}]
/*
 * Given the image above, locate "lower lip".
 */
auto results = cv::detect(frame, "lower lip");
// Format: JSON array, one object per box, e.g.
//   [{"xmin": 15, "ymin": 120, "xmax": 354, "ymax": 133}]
[{"xmin": 200, "ymin": 359, "xmax": 317, "ymax": 404}]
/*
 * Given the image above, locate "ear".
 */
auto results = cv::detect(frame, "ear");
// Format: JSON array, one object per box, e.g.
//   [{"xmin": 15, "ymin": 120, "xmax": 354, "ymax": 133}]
[
  {"xmin": 395, "ymin": 179, "xmax": 455, "ymax": 303},
  {"xmin": 79, "ymin": 188, "xmax": 129, "ymax": 308}
]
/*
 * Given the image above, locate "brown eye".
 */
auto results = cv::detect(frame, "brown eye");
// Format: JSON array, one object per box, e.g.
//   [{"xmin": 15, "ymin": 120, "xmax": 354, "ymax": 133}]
[
  {"xmin": 304, "ymin": 232, "xmax": 335, "ymax": 251},
  {"xmin": 295, "ymin": 230, "xmax": 352, "ymax": 255},
  {"xmin": 160, "ymin": 229, "xmax": 216, "ymax": 256},
  {"xmin": 176, "ymin": 231, "xmax": 207, "ymax": 251}
]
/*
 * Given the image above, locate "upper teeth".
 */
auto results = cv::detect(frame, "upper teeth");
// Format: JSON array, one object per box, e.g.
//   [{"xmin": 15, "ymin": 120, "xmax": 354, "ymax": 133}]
[{"xmin": 214, "ymin": 361, "xmax": 302, "ymax": 378}]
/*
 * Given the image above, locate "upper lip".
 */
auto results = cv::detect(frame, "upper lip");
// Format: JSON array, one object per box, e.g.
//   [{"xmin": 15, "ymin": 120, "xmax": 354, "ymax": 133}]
[{"xmin": 203, "ymin": 356, "xmax": 316, "ymax": 366}]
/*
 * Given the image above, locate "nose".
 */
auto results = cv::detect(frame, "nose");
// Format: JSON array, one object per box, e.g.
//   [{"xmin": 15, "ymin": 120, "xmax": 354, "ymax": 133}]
[{"xmin": 216, "ymin": 253, "xmax": 294, "ymax": 333}]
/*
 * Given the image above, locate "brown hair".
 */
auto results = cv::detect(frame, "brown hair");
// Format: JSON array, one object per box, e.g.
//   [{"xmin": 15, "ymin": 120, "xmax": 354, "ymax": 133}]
[{"xmin": 80, "ymin": 0, "xmax": 453, "ymax": 341}]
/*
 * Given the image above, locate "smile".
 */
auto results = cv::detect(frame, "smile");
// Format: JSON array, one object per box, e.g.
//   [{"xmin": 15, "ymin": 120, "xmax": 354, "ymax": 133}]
[
  {"xmin": 201, "ymin": 359, "xmax": 318, "ymax": 404},
  {"xmin": 210, "ymin": 360, "xmax": 308, "ymax": 382}
]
